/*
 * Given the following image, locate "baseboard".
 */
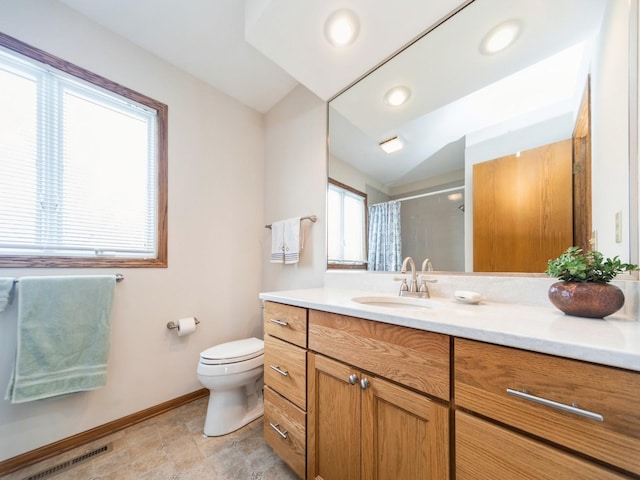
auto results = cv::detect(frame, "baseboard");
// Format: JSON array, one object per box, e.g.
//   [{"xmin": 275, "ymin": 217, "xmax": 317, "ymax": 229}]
[{"xmin": 0, "ymin": 388, "xmax": 208, "ymax": 476}]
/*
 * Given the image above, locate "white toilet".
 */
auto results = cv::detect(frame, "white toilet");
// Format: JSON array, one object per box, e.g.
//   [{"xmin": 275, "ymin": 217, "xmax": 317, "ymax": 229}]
[{"xmin": 197, "ymin": 337, "xmax": 264, "ymax": 436}]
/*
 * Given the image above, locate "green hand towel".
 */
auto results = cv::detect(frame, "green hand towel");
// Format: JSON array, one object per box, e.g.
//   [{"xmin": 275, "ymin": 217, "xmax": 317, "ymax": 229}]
[
  {"xmin": 6, "ymin": 275, "xmax": 116, "ymax": 403},
  {"xmin": 0, "ymin": 278, "xmax": 16, "ymax": 312}
]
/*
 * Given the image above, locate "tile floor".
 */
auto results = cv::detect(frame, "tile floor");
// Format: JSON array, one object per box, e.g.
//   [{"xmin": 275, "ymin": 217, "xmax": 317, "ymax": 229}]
[{"xmin": 1, "ymin": 396, "xmax": 298, "ymax": 480}]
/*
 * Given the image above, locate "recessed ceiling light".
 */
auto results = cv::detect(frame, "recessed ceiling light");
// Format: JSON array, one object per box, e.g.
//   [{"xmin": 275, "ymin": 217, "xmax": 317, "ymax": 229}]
[
  {"xmin": 379, "ymin": 136, "xmax": 403, "ymax": 154},
  {"xmin": 384, "ymin": 86, "xmax": 411, "ymax": 106},
  {"xmin": 480, "ymin": 20, "xmax": 521, "ymax": 54},
  {"xmin": 324, "ymin": 9, "xmax": 360, "ymax": 47}
]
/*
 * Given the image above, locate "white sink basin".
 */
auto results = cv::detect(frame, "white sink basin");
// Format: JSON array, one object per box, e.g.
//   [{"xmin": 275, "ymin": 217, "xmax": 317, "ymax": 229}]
[{"xmin": 351, "ymin": 295, "xmax": 441, "ymax": 309}]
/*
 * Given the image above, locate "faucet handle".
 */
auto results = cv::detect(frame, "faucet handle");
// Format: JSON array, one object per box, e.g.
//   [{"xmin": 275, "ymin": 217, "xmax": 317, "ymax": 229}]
[{"xmin": 419, "ymin": 275, "xmax": 438, "ymax": 284}]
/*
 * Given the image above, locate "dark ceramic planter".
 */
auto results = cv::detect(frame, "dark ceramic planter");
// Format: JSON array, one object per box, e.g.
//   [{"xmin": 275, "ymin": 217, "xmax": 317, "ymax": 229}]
[{"xmin": 548, "ymin": 281, "xmax": 625, "ymax": 318}]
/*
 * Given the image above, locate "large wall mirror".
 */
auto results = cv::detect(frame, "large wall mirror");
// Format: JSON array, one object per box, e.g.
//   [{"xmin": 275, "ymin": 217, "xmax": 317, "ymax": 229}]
[{"xmin": 328, "ymin": 0, "xmax": 638, "ymax": 274}]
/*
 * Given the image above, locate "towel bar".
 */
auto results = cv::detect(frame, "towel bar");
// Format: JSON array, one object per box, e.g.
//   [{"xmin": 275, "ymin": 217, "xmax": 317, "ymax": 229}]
[
  {"xmin": 265, "ymin": 215, "xmax": 317, "ymax": 229},
  {"xmin": 13, "ymin": 274, "xmax": 124, "ymax": 284}
]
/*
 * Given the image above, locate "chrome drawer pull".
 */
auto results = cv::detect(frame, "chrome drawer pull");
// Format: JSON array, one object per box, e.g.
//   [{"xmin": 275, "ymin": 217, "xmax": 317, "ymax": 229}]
[
  {"xmin": 506, "ymin": 388, "xmax": 604, "ymax": 422},
  {"xmin": 270, "ymin": 319, "xmax": 289, "ymax": 327},
  {"xmin": 269, "ymin": 422, "xmax": 288, "ymax": 440},
  {"xmin": 270, "ymin": 365, "xmax": 289, "ymax": 377}
]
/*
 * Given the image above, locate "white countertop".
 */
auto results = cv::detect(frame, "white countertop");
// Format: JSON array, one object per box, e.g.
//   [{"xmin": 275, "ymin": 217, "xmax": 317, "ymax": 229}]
[{"xmin": 259, "ymin": 287, "xmax": 640, "ymax": 372}]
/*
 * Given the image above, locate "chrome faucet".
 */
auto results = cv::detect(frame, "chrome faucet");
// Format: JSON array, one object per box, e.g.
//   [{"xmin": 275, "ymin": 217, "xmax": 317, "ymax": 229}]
[
  {"xmin": 418, "ymin": 258, "xmax": 437, "ymax": 298},
  {"xmin": 400, "ymin": 256, "xmax": 418, "ymax": 293},
  {"xmin": 421, "ymin": 258, "xmax": 433, "ymax": 272}
]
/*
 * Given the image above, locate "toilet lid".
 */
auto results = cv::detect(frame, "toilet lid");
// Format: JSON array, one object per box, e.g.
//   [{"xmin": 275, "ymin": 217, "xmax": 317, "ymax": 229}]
[{"xmin": 200, "ymin": 337, "xmax": 264, "ymax": 364}]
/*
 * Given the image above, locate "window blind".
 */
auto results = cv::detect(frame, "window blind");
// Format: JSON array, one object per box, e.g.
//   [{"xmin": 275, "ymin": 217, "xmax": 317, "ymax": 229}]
[
  {"xmin": 0, "ymin": 46, "xmax": 158, "ymax": 259},
  {"xmin": 327, "ymin": 182, "xmax": 366, "ymax": 264}
]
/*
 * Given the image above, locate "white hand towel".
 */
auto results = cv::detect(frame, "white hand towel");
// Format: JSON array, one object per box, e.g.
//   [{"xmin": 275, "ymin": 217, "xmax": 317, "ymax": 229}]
[
  {"xmin": 270, "ymin": 220, "xmax": 285, "ymax": 263},
  {"xmin": 284, "ymin": 217, "xmax": 301, "ymax": 264}
]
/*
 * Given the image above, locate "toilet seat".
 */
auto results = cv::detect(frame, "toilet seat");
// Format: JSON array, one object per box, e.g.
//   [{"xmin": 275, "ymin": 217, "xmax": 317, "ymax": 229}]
[{"xmin": 200, "ymin": 337, "xmax": 264, "ymax": 365}]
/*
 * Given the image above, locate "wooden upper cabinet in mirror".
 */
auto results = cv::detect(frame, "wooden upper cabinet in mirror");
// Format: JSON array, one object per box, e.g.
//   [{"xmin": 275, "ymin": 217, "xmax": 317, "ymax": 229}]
[{"xmin": 327, "ymin": 0, "xmax": 636, "ymax": 273}]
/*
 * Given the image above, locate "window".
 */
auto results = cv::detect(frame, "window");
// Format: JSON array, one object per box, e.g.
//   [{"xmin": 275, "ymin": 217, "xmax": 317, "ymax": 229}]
[
  {"xmin": 0, "ymin": 33, "xmax": 167, "ymax": 267},
  {"xmin": 327, "ymin": 179, "xmax": 367, "ymax": 269}
]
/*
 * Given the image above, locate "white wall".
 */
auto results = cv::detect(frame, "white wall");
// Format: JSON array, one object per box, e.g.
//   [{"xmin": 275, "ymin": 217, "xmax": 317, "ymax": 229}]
[
  {"xmin": 261, "ymin": 85, "xmax": 326, "ymax": 291},
  {"xmin": 329, "ymin": 154, "xmax": 389, "ymax": 195},
  {"xmin": 0, "ymin": 0, "xmax": 265, "ymax": 461},
  {"xmin": 592, "ymin": 0, "xmax": 631, "ymax": 259}
]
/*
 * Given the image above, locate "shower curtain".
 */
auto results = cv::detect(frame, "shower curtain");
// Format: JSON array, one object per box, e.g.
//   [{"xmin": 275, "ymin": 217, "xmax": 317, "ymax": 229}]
[{"xmin": 368, "ymin": 201, "xmax": 402, "ymax": 271}]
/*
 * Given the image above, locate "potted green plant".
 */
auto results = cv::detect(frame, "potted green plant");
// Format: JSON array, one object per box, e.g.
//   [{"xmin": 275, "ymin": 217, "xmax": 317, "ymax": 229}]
[{"xmin": 546, "ymin": 246, "xmax": 637, "ymax": 318}]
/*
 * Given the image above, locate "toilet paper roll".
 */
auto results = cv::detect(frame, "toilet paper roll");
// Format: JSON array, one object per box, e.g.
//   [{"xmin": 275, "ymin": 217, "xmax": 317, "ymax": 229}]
[{"xmin": 177, "ymin": 317, "xmax": 197, "ymax": 337}]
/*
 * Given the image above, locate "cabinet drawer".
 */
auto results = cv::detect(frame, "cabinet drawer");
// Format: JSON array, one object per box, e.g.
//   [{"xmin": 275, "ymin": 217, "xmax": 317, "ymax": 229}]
[
  {"xmin": 456, "ymin": 411, "xmax": 632, "ymax": 480},
  {"xmin": 264, "ymin": 386, "xmax": 306, "ymax": 480},
  {"xmin": 264, "ymin": 335, "xmax": 307, "ymax": 409},
  {"xmin": 264, "ymin": 301, "xmax": 308, "ymax": 348},
  {"xmin": 454, "ymin": 338, "xmax": 640, "ymax": 476},
  {"xmin": 309, "ymin": 309, "xmax": 450, "ymax": 400}
]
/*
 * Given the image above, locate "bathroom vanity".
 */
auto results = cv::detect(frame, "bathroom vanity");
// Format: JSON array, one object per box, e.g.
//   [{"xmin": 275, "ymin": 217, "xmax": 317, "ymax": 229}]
[{"xmin": 260, "ymin": 288, "xmax": 640, "ymax": 479}]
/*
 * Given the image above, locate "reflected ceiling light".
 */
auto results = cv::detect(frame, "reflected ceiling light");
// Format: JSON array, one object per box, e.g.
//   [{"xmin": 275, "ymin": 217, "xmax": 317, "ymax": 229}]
[
  {"xmin": 448, "ymin": 193, "xmax": 463, "ymax": 201},
  {"xmin": 480, "ymin": 20, "xmax": 521, "ymax": 54},
  {"xmin": 384, "ymin": 86, "xmax": 411, "ymax": 106},
  {"xmin": 324, "ymin": 9, "xmax": 360, "ymax": 47},
  {"xmin": 379, "ymin": 136, "xmax": 403, "ymax": 154}
]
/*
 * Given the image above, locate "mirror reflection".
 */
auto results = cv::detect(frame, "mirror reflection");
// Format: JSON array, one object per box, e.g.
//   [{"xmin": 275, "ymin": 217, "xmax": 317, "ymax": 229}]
[{"xmin": 328, "ymin": 0, "xmax": 634, "ymax": 273}]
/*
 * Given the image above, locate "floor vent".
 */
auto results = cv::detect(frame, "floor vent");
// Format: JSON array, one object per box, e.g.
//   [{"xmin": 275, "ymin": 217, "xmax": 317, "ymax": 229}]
[{"xmin": 22, "ymin": 443, "xmax": 112, "ymax": 480}]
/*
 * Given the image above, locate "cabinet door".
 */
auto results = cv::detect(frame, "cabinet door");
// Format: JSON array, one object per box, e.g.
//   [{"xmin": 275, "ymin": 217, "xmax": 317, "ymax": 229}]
[
  {"xmin": 307, "ymin": 353, "xmax": 361, "ymax": 480},
  {"xmin": 362, "ymin": 375, "xmax": 449, "ymax": 480},
  {"xmin": 456, "ymin": 411, "xmax": 633, "ymax": 480}
]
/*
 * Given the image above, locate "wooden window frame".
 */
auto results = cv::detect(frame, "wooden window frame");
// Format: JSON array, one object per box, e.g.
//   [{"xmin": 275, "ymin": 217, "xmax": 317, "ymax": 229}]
[
  {"xmin": 327, "ymin": 178, "xmax": 368, "ymax": 270},
  {"xmin": 0, "ymin": 32, "xmax": 168, "ymax": 268}
]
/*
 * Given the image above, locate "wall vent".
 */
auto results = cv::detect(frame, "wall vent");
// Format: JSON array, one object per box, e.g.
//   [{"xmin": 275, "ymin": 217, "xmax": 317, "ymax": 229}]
[{"xmin": 22, "ymin": 443, "xmax": 112, "ymax": 480}]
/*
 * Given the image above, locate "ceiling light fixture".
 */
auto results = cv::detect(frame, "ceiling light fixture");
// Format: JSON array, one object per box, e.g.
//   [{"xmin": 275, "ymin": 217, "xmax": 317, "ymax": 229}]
[
  {"xmin": 379, "ymin": 136, "xmax": 403, "ymax": 154},
  {"xmin": 324, "ymin": 9, "xmax": 360, "ymax": 47},
  {"xmin": 384, "ymin": 86, "xmax": 411, "ymax": 106},
  {"xmin": 480, "ymin": 20, "xmax": 521, "ymax": 54}
]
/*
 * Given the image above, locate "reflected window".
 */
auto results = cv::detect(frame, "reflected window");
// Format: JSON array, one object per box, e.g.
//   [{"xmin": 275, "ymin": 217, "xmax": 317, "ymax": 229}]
[{"xmin": 327, "ymin": 179, "xmax": 367, "ymax": 269}]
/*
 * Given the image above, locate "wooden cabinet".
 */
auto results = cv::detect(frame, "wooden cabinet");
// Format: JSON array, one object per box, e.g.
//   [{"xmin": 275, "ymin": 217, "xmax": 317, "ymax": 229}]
[
  {"xmin": 263, "ymin": 300, "xmax": 640, "ymax": 480},
  {"xmin": 264, "ymin": 301, "xmax": 307, "ymax": 348},
  {"xmin": 264, "ymin": 335, "xmax": 306, "ymax": 409},
  {"xmin": 454, "ymin": 338, "xmax": 640, "ymax": 478},
  {"xmin": 263, "ymin": 301, "xmax": 308, "ymax": 479},
  {"xmin": 308, "ymin": 309, "xmax": 450, "ymax": 400},
  {"xmin": 307, "ymin": 310, "xmax": 450, "ymax": 480},
  {"xmin": 456, "ymin": 410, "xmax": 631, "ymax": 480},
  {"xmin": 264, "ymin": 386, "xmax": 306, "ymax": 478}
]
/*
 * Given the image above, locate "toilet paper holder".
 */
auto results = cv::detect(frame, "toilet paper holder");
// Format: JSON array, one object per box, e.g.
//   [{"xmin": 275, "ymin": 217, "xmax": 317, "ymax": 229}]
[{"xmin": 166, "ymin": 318, "xmax": 200, "ymax": 330}]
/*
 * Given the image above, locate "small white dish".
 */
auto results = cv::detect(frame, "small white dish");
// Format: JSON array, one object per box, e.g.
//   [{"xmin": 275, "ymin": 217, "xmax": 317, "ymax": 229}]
[{"xmin": 454, "ymin": 290, "xmax": 485, "ymax": 304}]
